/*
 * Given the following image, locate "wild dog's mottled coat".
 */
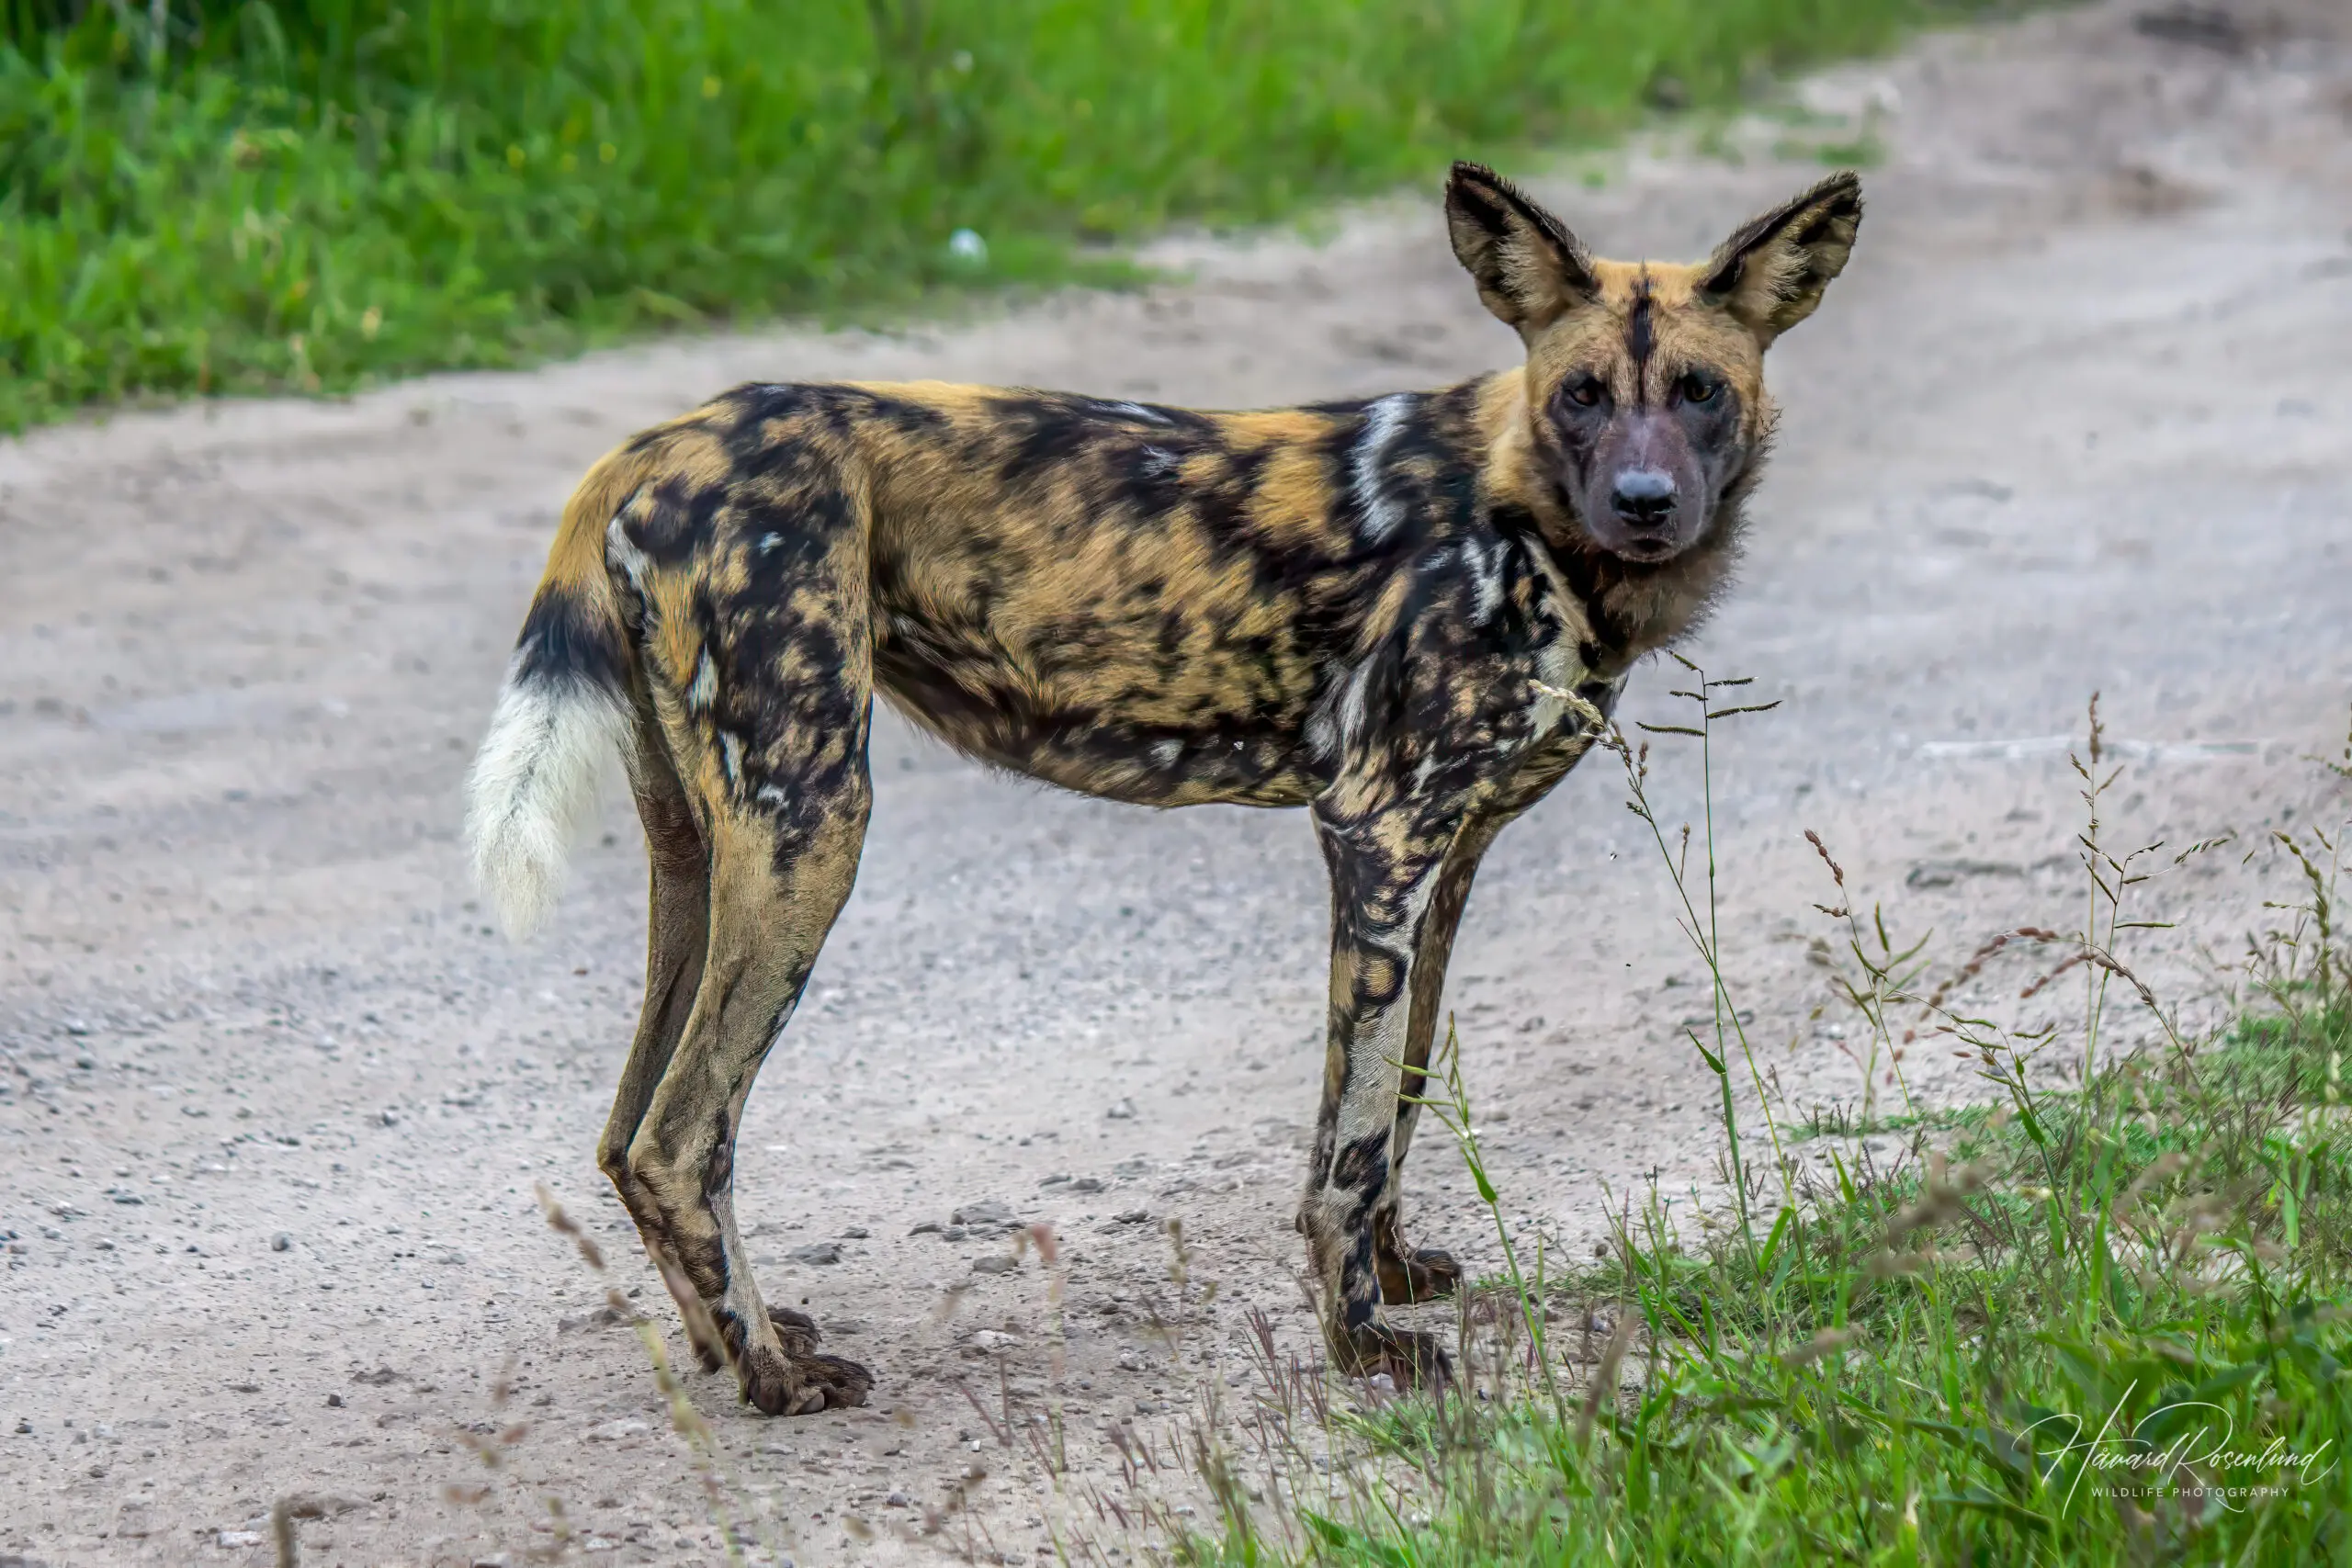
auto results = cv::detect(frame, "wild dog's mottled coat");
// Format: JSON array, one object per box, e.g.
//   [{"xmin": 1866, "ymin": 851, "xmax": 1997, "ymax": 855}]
[{"xmin": 466, "ymin": 164, "xmax": 1861, "ymax": 1409}]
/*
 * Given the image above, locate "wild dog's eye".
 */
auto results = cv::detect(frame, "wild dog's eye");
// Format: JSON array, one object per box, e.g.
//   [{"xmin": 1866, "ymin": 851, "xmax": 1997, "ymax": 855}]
[
  {"xmin": 1680, "ymin": 374, "xmax": 1721, "ymax": 405},
  {"xmin": 1564, "ymin": 377, "xmax": 1604, "ymax": 409}
]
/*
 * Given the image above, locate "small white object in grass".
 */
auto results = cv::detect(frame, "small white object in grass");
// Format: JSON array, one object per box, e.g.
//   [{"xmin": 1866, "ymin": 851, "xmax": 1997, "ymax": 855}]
[{"xmin": 947, "ymin": 229, "xmax": 988, "ymax": 265}]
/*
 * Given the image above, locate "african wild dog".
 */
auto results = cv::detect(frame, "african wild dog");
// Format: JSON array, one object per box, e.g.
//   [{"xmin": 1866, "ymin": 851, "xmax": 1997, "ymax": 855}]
[{"xmin": 464, "ymin": 164, "xmax": 1861, "ymax": 1413}]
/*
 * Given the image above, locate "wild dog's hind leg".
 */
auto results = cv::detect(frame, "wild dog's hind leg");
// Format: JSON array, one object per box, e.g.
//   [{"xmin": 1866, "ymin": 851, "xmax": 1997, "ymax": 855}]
[
  {"xmin": 620, "ymin": 495, "xmax": 877, "ymax": 1414},
  {"xmin": 1373, "ymin": 811, "xmax": 1507, "ymax": 1306},
  {"xmin": 595, "ymin": 711, "xmax": 719, "ymax": 1363},
  {"xmin": 595, "ymin": 714, "xmax": 832, "ymax": 1371},
  {"xmin": 625, "ymin": 755, "xmax": 875, "ymax": 1414}
]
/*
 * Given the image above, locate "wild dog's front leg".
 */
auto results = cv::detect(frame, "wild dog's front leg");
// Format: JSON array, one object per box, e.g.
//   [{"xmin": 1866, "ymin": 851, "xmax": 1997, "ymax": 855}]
[
  {"xmin": 1374, "ymin": 811, "xmax": 1507, "ymax": 1306},
  {"xmin": 1301, "ymin": 801, "xmax": 1467, "ymax": 1384}
]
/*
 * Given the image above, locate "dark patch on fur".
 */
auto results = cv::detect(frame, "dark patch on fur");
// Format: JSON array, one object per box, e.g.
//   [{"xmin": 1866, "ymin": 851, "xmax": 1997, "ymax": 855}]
[
  {"xmin": 702, "ymin": 1103, "xmax": 734, "ymax": 1200},
  {"xmin": 1627, "ymin": 274, "xmax": 1657, "ymax": 391},
  {"xmin": 514, "ymin": 587, "xmax": 628, "ymax": 700},
  {"xmin": 1333, "ymin": 1129, "xmax": 1392, "ymax": 1197},
  {"xmin": 991, "ymin": 394, "xmax": 1107, "ymax": 486}
]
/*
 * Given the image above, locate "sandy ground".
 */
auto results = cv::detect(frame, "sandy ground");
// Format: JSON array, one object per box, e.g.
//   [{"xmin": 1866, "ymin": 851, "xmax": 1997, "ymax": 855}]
[{"xmin": 5, "ymin": 2, "xmax": 2351, "ymax": 1562}]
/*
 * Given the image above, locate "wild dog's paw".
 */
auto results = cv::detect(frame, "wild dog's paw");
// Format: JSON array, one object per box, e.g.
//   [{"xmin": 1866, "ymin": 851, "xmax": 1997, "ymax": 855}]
[
  {"xmin": 798, "ymin": 1352, "xmax": 875, "ymax": 1410},
  {"xmin": 1331, "ymin": 1321, "xmax": 1453, "ymax": 1390},
  {"xmin": 740, "ymin": 1345, "xmax": 875, "ymax": 1416},
  {"xmin": 1377, "ymin": 1245, "xmax": 1464, "ymax": 1305}
]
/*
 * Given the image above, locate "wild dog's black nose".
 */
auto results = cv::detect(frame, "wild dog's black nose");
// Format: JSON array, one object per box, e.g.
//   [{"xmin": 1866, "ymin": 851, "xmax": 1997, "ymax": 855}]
[{"xmin": 1611, "ymin": 469, "xmax": 1677, "ymax": 526}]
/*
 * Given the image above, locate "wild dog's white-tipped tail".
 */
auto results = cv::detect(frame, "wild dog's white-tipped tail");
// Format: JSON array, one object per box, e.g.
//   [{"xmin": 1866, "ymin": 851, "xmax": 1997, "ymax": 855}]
[
  {"xmin": 465, "ymin": 436, "xmax": 658, "ymax": 938},
  {"xmin": 464, "ymin": 670, "xmax": 630, "ymax": 938}
]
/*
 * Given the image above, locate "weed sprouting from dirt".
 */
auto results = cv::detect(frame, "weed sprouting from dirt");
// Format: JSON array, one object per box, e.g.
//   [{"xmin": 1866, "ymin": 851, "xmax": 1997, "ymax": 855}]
[
  {"xmin": 1543, "ymin": 656, "xmax": 1800, "ymax": 1247},
  {"xmin": 1804, "ymin": 824, "xmax": 1931, "ymax": 1123}
]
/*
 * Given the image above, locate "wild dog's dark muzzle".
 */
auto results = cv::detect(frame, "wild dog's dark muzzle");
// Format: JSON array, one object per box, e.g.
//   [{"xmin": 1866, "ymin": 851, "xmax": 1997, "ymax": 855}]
[{"xmin": 1610, "ymin": 468, "xmax": 1677, "ymax": 529}]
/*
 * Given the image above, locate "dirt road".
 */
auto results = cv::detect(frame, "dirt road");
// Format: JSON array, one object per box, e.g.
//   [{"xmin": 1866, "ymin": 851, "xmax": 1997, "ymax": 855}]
[{"xmin": 5, "ymin": 2, "xmax": 2350, "ymax": 1562}]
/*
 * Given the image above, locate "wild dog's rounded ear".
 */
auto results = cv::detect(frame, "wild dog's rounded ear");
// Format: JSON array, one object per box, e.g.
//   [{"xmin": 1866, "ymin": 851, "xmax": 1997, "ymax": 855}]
[
  {"xmin": 1444, "ymin": 161, "xmax": 1599, "ymax": 335},
  {"xmin": 1699, "ymin": 170, "xmax": 1863, "ymax": 346}
]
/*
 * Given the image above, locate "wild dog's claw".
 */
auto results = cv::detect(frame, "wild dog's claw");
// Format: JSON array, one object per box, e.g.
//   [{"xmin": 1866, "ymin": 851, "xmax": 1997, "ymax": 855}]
[{"xmin": 1377, "ymin": 1245, "xmax": 1463, "ymax": 1304}]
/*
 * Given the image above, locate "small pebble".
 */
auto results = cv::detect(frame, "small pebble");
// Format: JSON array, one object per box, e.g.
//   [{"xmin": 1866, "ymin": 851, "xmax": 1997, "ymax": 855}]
[
  {"xmin": 787, "ymin": 1242, "xmax": 842, "ymax": 1266},
  {"xmin": 951, "ymin": 1199, "xmax": 1017, "ymax": 1232},
  {"xmin": 271, "ymin": 1234, "xmax": 292, "ymax": 1252},
  {"xmin": 1105, "ymin": 1098, "xmax": 1137, "ymax": 1120}
]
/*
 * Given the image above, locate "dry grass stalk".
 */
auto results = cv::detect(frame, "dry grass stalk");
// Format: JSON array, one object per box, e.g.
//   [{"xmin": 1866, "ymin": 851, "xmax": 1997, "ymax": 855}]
[
  {"xmin": 1574, "ymin": 1313, "xmax": 1636, "ymax": 1452},
  {"xmin": 269, "ymin": 1498, "xmax": 298, "ymax": 1568}
]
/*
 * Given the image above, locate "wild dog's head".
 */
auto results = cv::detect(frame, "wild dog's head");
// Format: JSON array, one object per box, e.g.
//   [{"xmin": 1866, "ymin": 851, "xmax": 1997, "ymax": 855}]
[{"xmin": 1446, "ymin": 163, "xmax": 1861, "ymax": 565}]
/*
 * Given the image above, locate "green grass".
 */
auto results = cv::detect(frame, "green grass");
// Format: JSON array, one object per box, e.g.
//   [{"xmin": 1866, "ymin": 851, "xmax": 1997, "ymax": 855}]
[
  {"xmin": 1260, "ymin": 1021, "xmax": 2352, "ymax": 1565},
  {"xmin": 1183, "ymin": 695, "xmax": 2352, "ymax": 1566},
  {"xmin": 3, "ymin": 0, "xmax": 1993, "ymax": 431}
]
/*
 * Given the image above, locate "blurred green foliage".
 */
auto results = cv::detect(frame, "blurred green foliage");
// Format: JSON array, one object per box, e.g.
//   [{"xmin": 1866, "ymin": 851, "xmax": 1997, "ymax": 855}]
[{"xmin": 2, "ymin": 0, "xmax": 1973, "ymax": 427}]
